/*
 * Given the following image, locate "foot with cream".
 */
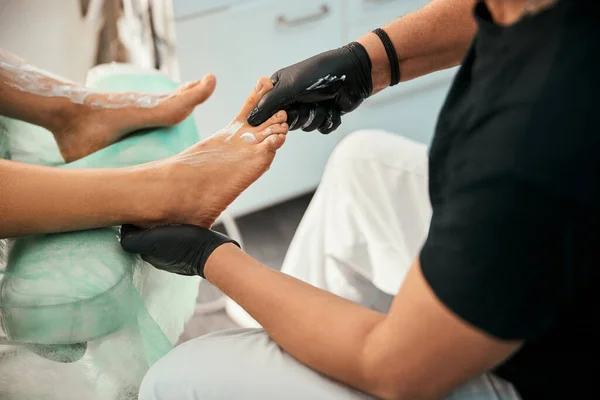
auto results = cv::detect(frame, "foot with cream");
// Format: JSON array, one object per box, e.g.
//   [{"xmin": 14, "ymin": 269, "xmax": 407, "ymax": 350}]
[
  {"xmin": 150, "ymin": 76, "xmax": 288, "ymax": 228},
  {"xmin": 50, "ymin": 75, "xmax": 217, "ymax": 162},
  {"xmin": 0, "ymin": 48, "xmax": 217, "ymax": 163}
]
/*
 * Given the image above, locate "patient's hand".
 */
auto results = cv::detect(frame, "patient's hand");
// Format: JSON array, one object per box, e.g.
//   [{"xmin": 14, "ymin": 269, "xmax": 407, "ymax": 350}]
[
  {"xmin": 51, "ymin": 75, "xmax": 217, "ymax": 162},
  {"xmin": 146, "ymin": 76, "xmax": 288, "ymax": 228}
]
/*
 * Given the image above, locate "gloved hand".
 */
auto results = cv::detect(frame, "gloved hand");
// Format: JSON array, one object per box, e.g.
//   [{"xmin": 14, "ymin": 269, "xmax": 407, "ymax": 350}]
[
  {"xmin": 247, "ymin": 42, "xmax": 373, "ymax": 134},
  {"xmin": 120, "ymin": 224, "xmax": 239, "ymax": 278}
]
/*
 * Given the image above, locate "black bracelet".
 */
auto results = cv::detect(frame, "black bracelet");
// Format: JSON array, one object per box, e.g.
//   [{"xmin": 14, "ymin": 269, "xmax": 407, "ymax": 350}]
[{"xmin": 372, "ymin": 28, "xmax": 401, "ymax": 86}]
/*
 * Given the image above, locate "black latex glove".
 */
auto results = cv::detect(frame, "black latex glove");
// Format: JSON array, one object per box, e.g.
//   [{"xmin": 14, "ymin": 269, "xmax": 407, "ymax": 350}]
[
  {"xmin": 120, "ymin": 224, "xmax": 239, "ymax": 278},
  {"xmin": 247, "ymin": 42, "xmax": 373, "ymax": 134}
]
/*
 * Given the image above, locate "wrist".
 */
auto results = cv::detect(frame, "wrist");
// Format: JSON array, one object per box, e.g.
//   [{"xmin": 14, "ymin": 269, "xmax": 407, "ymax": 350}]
[
  {"xmin": 356, "ymin": 32, "xmax": 392, "ymax": 95},
  {"xmin": 204, "ymin": 243, "xmax": 242, "ymax": 281}
]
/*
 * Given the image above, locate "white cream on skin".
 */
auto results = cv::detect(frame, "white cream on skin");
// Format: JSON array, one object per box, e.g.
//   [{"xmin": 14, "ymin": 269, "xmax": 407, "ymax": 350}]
[
  {"xmin": 239, "ymin": 132, "xmax": 257, "ymax": 143},
  {"xmin": 217, "ymin": 121, "xmax": 245, "ymax": 143},
  {"xmin": 0, "ymin": 49, "xmax": 171, "ymax": 109}
]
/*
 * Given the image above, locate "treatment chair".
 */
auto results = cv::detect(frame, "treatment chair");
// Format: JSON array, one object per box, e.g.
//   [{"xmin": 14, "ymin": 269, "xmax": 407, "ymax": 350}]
[{"xmin": 0, "ymin": 64, "xmax": 227, "ymax": 400}]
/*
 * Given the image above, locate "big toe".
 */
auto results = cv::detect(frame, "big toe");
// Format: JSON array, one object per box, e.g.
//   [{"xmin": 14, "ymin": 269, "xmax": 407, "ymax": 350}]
[
  {"xmin": 185, "ymin": 74, "xmax": 216, "ymax": 106},
  {"xmin": 259, "ymin": 133, "xmax": 287, "ymax": 153},
  {"xmin": 236, "ymin": 77, "xmax": 274, "ymax": 120}
]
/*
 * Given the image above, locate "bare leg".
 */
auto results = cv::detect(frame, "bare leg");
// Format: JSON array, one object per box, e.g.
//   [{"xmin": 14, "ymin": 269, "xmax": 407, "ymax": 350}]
[{"xmin": 0, "ymin": 48, "xmax": 215, "ymax": 162}]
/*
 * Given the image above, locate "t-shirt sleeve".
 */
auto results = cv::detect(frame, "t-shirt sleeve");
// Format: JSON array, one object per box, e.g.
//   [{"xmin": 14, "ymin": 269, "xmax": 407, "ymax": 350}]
[{"xmin": 420, "ymin": 176, "xmax": 573, "ymax": 341}]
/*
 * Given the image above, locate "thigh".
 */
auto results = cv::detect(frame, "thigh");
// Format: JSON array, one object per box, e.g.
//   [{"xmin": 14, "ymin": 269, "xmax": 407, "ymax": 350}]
[
  {"xmin": 140, "ymin": 329, "xmax": 521, "ymax": 400},
  {"xmin": 140, "ymin": 328, "xmax": 375, "ymax": 400},
  {"xmin": 323, "ymin": 130, "xmax": 432, "ymax": 295},
  {"xmin": 447, "ymin": 374, "xmax": 522, "ymax": 400}
]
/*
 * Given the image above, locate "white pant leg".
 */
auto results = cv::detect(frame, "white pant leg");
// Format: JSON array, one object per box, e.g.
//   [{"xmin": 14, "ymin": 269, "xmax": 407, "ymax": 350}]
[
  {"xmin": 140, "ymin": 329, "xmax": 375, "ymax": 400},
  {"xmin": 281, "ymin": 130, "xmax": 431, "ymax": 310},
  {"xmin": 140, "ymin": 329, "xmax": 521, "ymax": 400}
]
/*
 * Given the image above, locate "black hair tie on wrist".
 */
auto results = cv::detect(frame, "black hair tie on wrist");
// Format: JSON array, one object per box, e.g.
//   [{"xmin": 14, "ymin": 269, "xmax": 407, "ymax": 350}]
[{"xmin": 372, "ymin": 28, "xmax": 401, "ymax": 87}]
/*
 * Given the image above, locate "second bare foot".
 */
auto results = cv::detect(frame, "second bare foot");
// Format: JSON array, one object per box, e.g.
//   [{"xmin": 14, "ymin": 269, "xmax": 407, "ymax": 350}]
[{"xmin": 51, "ymin": 74, "xmax": 217, "ymax": 162}]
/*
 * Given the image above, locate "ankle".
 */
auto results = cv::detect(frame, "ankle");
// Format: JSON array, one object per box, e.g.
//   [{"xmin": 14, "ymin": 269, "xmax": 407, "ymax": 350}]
[
  {"xmin": 125, "ymin": 165, "xmax": 174, "ymax": 227},
  {"xmin": 46, "ymin": 98, "xmax": 86, "ymax": 137}
]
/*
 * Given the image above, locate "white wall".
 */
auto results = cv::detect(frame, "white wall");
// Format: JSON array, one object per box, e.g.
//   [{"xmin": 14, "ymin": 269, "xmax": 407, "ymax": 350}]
[{"xmin": 0, "ymin": 0, "xmax": 104, "ymax": 83}]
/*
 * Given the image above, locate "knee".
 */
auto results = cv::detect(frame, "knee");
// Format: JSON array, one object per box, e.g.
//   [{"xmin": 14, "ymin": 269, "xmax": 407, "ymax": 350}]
[
  {"xmin": 325, "ymin": 130, "xmax": 428, "ymax": 178},
  {"xmin": 139, "ymin": 329, "xmax": 271, "ymax": 400},
  {"xmin": 328, "ymin": 130, "xmax": 387, "ymax": 167},
  {"xmin": 139, "ymin": 339, "xmax": 219, "ymax": 400}
]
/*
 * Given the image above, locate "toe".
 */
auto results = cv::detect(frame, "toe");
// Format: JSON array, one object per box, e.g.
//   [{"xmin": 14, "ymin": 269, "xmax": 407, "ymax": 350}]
[
  {"xmin": 259, "ymin": 133, "xmax": 286, "ymax": 153},
  {"xmin": 251, "ymin": 110, "xmax": 287, "ymax": 132},
  {"xmin": 236, "ymin": 77, "xmax": 274, "ymax": 120},
  {"xmin": 187, "ymin": 74, "xmax": 217, "ymax": 105},
  {"xmin": 271, "ymin": 110, "xmax": 288, "ymax": 124},
  {"xmin": 256, "ymin": 123, "xmax": 288, "ymax": 142}
]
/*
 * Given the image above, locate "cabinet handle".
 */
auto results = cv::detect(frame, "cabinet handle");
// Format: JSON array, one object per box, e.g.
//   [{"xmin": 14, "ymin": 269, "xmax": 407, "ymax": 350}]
[
  {"xmin": 363, "ymin": 0, "xmax": 399, "ymax": 4},
  {"xmin": 277, "ymin": 5, "xmax": 330, "ymax": 27}
]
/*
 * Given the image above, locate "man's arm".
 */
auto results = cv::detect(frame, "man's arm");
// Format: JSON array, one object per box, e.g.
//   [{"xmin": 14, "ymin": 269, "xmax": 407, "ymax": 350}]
[
  {"xmin": 247, "ymin": 0, "xmax": 477, "ymax": 131},
  {"xmin": 203, "ymin": 247, "xmax": 519, "ymax": 400},
  {"xmin": 121, "ymin": 173, "xmax": 568, "ymax": 400},
  {"xmin": 358, "ymin": 0, "xmax": 478, "ymax": 94}
]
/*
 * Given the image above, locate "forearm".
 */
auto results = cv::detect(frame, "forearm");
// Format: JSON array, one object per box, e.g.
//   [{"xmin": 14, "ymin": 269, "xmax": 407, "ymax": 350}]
[
  {"xmin": 205, "ymin": 244, "xmax": 387, "ymax": 397},
  {"xmin": 0, "ymin": 159, "xmax": 163, "ymax": 238},
  {"xmin": 357, "ymin": 0, "xmax": 477, "ymax": 94}
]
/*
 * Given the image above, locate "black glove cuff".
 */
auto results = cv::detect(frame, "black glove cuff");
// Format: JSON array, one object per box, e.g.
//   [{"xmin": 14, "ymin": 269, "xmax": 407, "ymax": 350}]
[
  {"xmin": 343, "ymin": 42, "xmax": 373, "ymax": 98},
  {"xmin": 194, "ymin": 228, "xmax": 240, "ymax": 279}
]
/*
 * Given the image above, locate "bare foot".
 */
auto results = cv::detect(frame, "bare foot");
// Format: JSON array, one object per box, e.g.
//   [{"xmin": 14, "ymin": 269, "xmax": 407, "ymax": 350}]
[
  {"xmin": 156, "ymin": 76, "xmax": 288, "ymax": 228},
  {"xmin": 51, "ymin": 74, "xmax": 217, "ymax": 163}
]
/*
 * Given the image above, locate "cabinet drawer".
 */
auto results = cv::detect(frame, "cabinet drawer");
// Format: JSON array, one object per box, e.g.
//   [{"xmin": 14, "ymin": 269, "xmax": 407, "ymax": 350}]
[{"xmin": 173, "ymin": 0, "xmax": 243, "ymax": 20}]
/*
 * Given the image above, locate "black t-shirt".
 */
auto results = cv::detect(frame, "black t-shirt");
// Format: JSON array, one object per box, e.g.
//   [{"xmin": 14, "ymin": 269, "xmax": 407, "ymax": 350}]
[{"xmin": 420, "ymin": 1, "xmax": 599, "ymax": 398}]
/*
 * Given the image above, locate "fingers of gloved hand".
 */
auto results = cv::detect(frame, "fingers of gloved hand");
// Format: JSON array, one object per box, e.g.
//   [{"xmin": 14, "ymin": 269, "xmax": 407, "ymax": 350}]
[
  {"xmin": 140, "ymin": 254, "xmax": 196, "ymax": 276},
  {"xmin": 247, "ymin": 71, "xmax": 289, "ymax": 126},
  {"xmin": 286, "ymin": 108, "xmax": 301, "ymax": 130},
  {"xmin": 300, "ymin": 105, "xmax": 329, "ymax": 132},
  {"xmin": 120, "ymin": 224, "xmax": 153, "ymax": 254},
  {"xmin": 121, "ymin": 224, "xmax": 187, "ymax": 254},
  {"xmin": 285, "ymin": 104, "xmax": 311, "ymax": 131},
  {"xmin": 318, "ymin": 108, "xmax": 342, "ymax": 134},
  {"xmin": 286, "ymin": 104, "xmax": 326, "ymax": 132}
]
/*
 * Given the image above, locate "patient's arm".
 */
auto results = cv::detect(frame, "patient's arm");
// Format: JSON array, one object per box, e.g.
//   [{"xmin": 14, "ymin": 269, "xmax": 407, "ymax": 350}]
[
  {"xmin": 1, "ymin": 77, "xmax": 288, "ymax": 238},
  {"xmin": 0, "ymin": 48, "xmax": 216, "ymax": 162}
]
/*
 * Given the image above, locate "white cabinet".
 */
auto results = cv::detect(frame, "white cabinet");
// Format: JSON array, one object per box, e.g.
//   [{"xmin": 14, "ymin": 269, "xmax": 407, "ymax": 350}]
[
  {"xmin": 174, "ymin": 0, "xmax": 457, "ymax": 216},
  {"xmin": 172, "ymin": 0, "xmax": 243, "ymax": 20}
]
